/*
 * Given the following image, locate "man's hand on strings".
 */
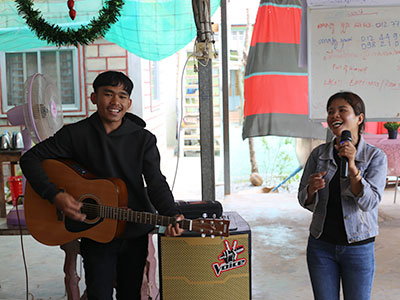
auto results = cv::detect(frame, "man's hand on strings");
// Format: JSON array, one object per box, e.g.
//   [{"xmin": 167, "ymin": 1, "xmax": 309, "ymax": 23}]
[{"xmin": 53, "ymin": 191, "xmax": 86, "ymax": 222}]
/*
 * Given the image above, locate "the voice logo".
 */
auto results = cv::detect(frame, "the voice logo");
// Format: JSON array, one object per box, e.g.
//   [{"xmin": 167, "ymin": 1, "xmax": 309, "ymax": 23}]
[{"xmin": 212, "ymin": 240, "xmax": 247, "ymax": 277}]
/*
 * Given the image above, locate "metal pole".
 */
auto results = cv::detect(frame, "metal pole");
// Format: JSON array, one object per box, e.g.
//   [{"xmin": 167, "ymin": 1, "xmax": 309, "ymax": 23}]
[
  {"xmin": 221, "ymin": 0, "xmax": 230, "ymax": 195},
  {"xmin": 198, "ymin": 58, "xmax": 216, "ymax": 201},
  {"xmin": 192, "ymin": 0, "xmax": 216, "ymax": 201}
]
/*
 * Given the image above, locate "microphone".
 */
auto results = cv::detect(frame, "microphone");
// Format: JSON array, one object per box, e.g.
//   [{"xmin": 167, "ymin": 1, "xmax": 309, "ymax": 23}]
[{"xmin": 340, "ymin": 130, "xmax": 352, "ymax": 178}]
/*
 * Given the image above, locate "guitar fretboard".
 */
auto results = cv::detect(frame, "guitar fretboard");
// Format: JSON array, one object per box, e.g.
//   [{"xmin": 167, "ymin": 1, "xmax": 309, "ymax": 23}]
[{"xmin": 82, "ymin": 203, "xmax": 192, "ymax": 230}]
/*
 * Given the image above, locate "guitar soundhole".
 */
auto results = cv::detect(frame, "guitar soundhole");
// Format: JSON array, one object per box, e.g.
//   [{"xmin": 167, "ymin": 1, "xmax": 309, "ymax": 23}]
[
  {"xmin": 81, "ymin": 198, "xmax": 99, "ymax": 221},
  {"xmin": 65, "ymin": 196, "xmax": 103, "ymax": 233}
]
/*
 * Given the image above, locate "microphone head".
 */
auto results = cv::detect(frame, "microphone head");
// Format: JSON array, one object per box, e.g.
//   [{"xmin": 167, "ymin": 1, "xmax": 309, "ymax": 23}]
[{"xmin": 340, "ymin": 130, "xmax": 352, "ymax": 143}]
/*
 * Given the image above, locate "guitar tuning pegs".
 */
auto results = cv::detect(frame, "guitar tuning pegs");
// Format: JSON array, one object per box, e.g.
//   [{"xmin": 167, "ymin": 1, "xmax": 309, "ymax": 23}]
[
  {"xmin": 202, "ymin": 213, "xmax": 208, "ymax": 218},
  {"xmin": 201, "ymin": 233, "xmax": 206, "ymax": 238}
]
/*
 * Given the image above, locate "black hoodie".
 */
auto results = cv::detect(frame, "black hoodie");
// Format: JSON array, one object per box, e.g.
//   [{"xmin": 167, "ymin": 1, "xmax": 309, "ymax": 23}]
[{"xmin": 20, "ymin": 112, "xmax": 179, "ymax": 238}]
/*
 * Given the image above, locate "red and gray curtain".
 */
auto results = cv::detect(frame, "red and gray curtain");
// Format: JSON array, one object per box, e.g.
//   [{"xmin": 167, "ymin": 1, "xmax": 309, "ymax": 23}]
[{"xmin": 242, "ymin": 0, "xmax": 326, "ymax": 140}]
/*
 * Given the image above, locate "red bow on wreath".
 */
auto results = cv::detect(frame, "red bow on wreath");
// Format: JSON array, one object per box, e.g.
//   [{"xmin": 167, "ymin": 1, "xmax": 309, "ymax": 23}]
[{"xmin": 67, "ymin": 0, "xmax": 76, "ymax": 20}]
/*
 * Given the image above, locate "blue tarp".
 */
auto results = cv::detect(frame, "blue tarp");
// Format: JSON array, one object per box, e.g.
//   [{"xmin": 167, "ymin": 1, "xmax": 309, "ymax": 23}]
[{"xmin": 0, "ymin": 0, "xmax": 219, "ymax": 61}]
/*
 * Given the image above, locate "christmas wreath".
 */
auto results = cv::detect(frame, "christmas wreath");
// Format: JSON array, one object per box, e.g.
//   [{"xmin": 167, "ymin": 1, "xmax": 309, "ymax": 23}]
[{"xmin": 15, "ymin": 0, "xmax": 125, "ymax": 46}]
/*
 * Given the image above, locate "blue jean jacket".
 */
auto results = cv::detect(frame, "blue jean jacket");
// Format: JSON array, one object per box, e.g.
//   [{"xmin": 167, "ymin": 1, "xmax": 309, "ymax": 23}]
[{"xmin": 298, "ymin": 136, "xmax": 387, "ymax": 243}]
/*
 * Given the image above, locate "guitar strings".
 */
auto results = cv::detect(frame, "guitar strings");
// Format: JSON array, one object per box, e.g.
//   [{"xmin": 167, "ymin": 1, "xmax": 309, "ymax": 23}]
[
  {"xmin": 79, "ymin": 203, "xmax": 180, "ymax": 227},
  {"xmin": 72, "ymin": 203, "xmax": 228, "ymax": 236}
]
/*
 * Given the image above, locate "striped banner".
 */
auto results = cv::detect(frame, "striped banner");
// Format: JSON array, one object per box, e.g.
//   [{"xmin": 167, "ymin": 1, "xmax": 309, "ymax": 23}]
[{"xmin": 242, "ymin": 0, "xmax": 326, "ymax": 139}]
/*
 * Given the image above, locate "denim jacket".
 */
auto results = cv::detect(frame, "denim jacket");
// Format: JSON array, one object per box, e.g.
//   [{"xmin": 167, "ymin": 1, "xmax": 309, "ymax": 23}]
[{"xmin": 298, "ymin": 136, "xmax": 387, "ymax": 243}]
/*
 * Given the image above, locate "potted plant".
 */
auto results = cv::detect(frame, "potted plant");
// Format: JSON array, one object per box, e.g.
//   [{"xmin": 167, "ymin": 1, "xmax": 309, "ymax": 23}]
[{"xmin": 383, "ymin": 122, "xmax": 400, "ymax": 139}]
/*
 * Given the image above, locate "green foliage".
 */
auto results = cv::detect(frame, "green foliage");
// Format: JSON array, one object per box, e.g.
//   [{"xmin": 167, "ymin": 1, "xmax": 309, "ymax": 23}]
[
  {"xmin": 15, "ymin": 0, "xmax": 124, "ymax": 46},
  {"xmin": 260, "ymin": 137, "xmax": 299, "ymax": 191},
  {"xmin": 384, "ymin": 122, "xmax": 400, "ymax": 131}
]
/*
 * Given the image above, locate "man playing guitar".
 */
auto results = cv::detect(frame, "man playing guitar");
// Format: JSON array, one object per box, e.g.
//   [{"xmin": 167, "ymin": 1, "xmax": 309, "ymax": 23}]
[{"xmin": 20, "ymin": 70, "xmax": 184, "ymax": 300}]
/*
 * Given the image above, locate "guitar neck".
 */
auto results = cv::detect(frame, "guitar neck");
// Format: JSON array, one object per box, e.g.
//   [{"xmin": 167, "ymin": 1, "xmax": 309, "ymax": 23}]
[{"xmin": 82, "ymin": 203, "xmax": 192, "ymax": 230}]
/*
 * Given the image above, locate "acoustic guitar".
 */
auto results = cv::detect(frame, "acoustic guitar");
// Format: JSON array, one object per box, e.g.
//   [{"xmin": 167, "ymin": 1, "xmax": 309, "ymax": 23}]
[{"xmin": 24, "ymin": 159, "xmax": 230, "ymax": 246}]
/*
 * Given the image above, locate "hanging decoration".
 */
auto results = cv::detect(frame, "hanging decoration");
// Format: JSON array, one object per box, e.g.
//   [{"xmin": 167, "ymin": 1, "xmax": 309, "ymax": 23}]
[
  {"xmin": 243, "ymin": 0, "xmax": 327, "ymax": 140},
  {"xmin": 15, "ymin": 0, "xmax": 124, "ymax": 46},
  {"xmin": 67, "ymin": 0, "xmax": 76, "ymax": 20}
]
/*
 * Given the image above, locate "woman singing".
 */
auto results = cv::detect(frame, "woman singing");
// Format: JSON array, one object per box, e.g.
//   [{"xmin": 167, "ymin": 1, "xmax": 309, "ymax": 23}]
[{"xmin": 298, "ymin": 91, "xmax": 387, "ymax": 300}]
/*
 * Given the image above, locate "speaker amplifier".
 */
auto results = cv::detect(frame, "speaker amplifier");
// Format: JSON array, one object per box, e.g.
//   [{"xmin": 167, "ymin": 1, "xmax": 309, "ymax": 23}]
[{"xmin": 158, "ymin": 211, "xmax": 251, "ymax": 300}]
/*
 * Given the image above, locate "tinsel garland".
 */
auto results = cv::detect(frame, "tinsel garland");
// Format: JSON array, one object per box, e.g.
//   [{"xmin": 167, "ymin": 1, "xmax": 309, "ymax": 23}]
[{"xmin": 15, "ymin": 0, "xmax": 124, "ymax": 46}]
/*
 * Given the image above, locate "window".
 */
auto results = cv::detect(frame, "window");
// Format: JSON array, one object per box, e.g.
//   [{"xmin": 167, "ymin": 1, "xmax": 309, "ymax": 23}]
[
  {"xmin": 150, "ymin": 61, "xmax": 160, "ymax": 111},
  {"xmin": 1, "ymin": 47, "xmax": 81, "ymax": 114},
  {"xmin": 231, "ymin": 30, "xmax": 245, "ymax": 42}
]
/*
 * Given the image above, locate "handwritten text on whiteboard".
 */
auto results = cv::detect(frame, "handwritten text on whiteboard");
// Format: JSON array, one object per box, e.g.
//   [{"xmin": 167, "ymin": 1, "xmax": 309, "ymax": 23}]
[{"xmin": 308, "ymin": 5, "xmax": 400, "ymax": 120}]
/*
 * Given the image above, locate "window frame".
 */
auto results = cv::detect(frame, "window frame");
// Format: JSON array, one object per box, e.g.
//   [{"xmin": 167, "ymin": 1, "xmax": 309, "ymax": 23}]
[
  {"xmin": 0, "ymin": 46, "xmax": 84, "ymax": 116},
  {"xmin": 149, "ymin": 60, "xmax": 161, "ymax": 112}
]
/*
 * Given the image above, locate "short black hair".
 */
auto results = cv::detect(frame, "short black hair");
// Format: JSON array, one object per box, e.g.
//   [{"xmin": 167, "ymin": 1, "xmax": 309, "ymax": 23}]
[
  {"xmin": 92, "ymin": 71, "xmax": 134, "ymax": 95},
  {"xmin": 326, "ymin": 91, "xmax": 366, "ymax": 134}
]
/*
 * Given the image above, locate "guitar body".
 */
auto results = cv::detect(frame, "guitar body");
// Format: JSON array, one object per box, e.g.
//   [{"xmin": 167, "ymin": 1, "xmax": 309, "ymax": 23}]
[{"xmin": 24, "ymin": 159, "xmax": 128, "ymax": 246}]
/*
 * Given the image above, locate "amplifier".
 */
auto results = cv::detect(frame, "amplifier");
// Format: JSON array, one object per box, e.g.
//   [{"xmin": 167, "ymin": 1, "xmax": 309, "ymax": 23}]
[
  {"xmin": 175, "ymin": 200, "xmax": 223, "ymax": 219},
  {"xmin": 158, "ymin": 211, "xmax": 251, "ymax": 300}
]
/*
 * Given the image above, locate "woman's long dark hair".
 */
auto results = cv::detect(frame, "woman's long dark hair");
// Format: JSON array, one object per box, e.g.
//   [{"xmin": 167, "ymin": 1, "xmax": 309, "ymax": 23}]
[{"xmin": 326, "ymin": 91, "xmax": 365, "ymax": 135}]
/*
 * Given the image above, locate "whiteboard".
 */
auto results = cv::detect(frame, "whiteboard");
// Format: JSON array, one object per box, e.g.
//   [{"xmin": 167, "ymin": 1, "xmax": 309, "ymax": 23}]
[
  {"xmin": 308, "ymin": 5, "xmax": 400, "ymax": 121},
  {"xmin": 307, "ymin": 0, "xmax": 400, "ymax": 8}
]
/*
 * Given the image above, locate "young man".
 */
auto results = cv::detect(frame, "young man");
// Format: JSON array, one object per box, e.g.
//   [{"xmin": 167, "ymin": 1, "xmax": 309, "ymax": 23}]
[{"xmin": 20, "ymin": 71, "xmax": 184, "ymax": 299}]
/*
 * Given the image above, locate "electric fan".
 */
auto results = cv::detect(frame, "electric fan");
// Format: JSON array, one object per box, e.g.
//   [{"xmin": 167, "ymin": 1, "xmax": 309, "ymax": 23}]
[
  {"xmin": 7, "ymin": 73, "xmax": 64, "ymax": 151},
  {"xmin": 5, "ymin": 73, "xmax": 64, "ymax": 225}
]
